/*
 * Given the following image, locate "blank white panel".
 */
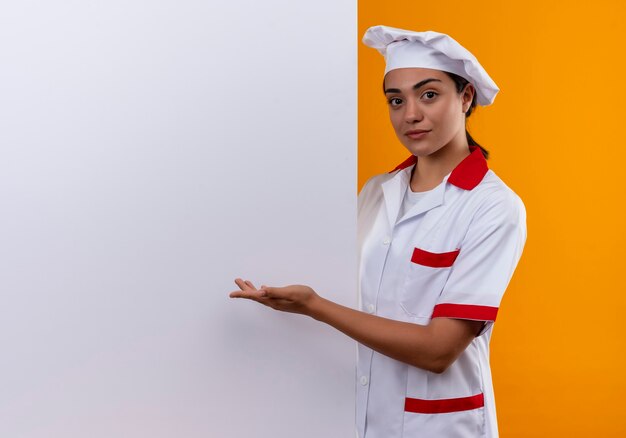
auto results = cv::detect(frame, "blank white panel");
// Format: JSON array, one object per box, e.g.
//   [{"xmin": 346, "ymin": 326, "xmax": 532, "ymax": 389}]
[{"xmin": 0, "ymin": 1, "xmax": 356, "ymax": 437}]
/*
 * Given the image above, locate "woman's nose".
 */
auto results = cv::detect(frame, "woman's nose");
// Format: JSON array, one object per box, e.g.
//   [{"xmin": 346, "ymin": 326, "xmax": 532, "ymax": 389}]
[{"xmin": 404, "ymin": 99, "xmax": 422, "ymax": 123}]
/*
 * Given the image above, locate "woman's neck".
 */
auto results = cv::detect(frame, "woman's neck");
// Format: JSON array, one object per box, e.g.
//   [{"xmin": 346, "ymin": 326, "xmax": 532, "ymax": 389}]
[{"xmin": 410, "ymin": 136, "xmax": 471, "ymax": 192}]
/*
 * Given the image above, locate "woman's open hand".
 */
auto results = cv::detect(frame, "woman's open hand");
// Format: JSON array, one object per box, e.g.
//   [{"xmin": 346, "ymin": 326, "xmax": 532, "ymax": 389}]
[{"xmin": 229, "ymin": 278, "xmax": 320, "ymax": 316}]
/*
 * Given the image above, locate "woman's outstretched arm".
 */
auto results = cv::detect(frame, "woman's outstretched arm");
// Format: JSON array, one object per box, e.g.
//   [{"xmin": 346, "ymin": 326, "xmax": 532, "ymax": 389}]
[{"xmin": 229, "ymin": 278, "xmax": 484, "ymax": 374}]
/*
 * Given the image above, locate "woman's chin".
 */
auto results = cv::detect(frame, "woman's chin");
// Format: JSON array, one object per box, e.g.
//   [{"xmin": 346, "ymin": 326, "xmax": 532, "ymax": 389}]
[{"xmin": 402, "ymin": 142, "xmax": 439, "ymax": 157}]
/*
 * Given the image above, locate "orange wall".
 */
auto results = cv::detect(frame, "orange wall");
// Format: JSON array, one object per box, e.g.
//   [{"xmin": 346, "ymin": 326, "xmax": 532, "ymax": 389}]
[{"xmin": 358, "ymin": 2, "xmax": 626, "ymax": 437}]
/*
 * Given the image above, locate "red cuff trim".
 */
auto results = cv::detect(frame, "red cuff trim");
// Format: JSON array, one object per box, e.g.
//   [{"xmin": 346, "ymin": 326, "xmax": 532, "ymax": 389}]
[
  {"xmin": 405, "ymin": 393, "xmax": 484, "ymax": 414},
  {"xmin": 411, "ymin": 247, "xmax": 460, "ymax": 268},
  {"xmin": 432, "ymin": 303, "xmax": 499, "ymax": 321}
]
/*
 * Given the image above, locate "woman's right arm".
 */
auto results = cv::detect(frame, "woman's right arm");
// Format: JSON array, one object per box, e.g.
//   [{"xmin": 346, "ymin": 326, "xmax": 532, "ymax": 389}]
[{"xmin": 230, "ymin": 280, "xmax": 483, "ymax": 374}]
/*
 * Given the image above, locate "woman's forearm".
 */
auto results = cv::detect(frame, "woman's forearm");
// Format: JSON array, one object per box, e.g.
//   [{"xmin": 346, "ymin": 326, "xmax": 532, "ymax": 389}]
[
  {"xmin": 229, "ymin": 280, "xmax": 481, "ymax": 374},
  {"xmin": 307, "ymin": 295, "xmax": 467, "ymax": 374}
]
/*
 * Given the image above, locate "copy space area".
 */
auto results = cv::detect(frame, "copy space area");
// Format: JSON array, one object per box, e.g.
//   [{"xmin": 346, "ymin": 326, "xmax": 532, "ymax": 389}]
[{"xmin": 0, "ymin": 1, "xmax": 356, "ymax": 436}]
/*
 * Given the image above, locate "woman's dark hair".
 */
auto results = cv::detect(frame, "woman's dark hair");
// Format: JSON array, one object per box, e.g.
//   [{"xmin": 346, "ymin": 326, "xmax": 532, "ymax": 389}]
[
  {"xmin": 443, "ymin": 71, "xmax": 488, "ymax": 159},
  {"xmin": 382, "ymin": 72, "xmax": 489, "ymax": 160}
]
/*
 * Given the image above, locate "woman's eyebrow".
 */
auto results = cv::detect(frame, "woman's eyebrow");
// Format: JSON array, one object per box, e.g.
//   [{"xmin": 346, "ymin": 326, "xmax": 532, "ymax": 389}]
[{"xmin": 384, "ymin": 78, "xmax": 442, "ymax": 94}]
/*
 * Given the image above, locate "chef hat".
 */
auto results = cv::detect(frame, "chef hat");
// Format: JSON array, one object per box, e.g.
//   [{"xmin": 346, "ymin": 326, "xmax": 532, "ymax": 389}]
[{"xmin": 362, "ymin": 25, "xmax": 499, "ymax": 106}]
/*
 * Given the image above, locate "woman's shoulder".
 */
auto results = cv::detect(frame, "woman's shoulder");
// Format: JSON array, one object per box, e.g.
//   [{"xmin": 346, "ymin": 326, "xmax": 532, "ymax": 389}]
[{"xmin": 470, "ymin": 169, "xmax": 526, "ymax": 224}]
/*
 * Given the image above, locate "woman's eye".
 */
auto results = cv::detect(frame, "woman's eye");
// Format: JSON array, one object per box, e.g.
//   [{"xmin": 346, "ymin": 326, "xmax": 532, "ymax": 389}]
[
  {"xmin": 388, "ymin": 97, "xmax": 403, "ymax": 106},
  {"xmin": 423, "ymin": 91, "xmax": 438, "ymax": 100}
]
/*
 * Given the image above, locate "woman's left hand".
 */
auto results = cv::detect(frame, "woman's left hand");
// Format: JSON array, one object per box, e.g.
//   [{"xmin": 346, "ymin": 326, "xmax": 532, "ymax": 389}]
[{"xmin": 229, "ymin": 278, "xmax": 320, "ymax": 316}]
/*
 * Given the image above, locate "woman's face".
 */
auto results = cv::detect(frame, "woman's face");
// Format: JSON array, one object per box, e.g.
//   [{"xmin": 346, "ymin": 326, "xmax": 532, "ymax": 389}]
[{"xmin": 384, "ymin": 68, "xmax": 474, "ymax": 157}]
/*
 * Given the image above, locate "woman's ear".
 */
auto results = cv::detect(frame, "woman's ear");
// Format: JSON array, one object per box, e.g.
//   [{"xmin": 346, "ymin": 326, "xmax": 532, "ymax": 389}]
[{"xmin": 462, "ymin": 83, "xmax": 475, "ymax": 113}]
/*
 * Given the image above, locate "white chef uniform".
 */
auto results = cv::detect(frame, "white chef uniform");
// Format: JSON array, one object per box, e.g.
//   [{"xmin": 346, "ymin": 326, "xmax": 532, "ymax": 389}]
[{"xmin": 356, "ymin": 145, "xmax": 527, "ymax": 437}]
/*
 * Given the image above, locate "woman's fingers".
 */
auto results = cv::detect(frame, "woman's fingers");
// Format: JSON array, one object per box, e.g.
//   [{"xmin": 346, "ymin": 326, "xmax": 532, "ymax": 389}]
[
  {"xmin": 233, "ymin": 278, "xmax": 245, "ymax": 290},
  {"xmin": 229, "ymin": 280, "xmax": 313, "ymax": 301},
  {"xmin": 234, "ymin": 278, "xmax": 258, "ymax": 291},
  {"xmin": 230, "ymin": 278, "xmax": 268, "ymax": 299},
  {"xmin": 229, "ymin": 288, "xmax": 265, "ymax": 299},
  {"xmin": 230, "ymin": 281, "xmax": 309, "ymax": 301},
  {"xmin": 229, "ymin": 282, "xmax": 318, "ymax": 315},
  {"xmin": 259, "ymin": 286, "xmax": 286, "ymax": 300}
]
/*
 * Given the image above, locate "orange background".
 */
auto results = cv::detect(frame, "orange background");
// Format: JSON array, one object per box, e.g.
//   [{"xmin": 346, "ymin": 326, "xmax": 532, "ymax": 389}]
[{"xmin": 358, "ymin": 2, "xmax": 626, "ymax": 437}]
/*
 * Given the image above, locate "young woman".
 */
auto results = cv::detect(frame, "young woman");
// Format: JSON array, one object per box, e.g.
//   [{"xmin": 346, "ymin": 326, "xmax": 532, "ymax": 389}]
[{"xmin": 229, "ymin": 25, "xmax": 527, "ymax": 438}]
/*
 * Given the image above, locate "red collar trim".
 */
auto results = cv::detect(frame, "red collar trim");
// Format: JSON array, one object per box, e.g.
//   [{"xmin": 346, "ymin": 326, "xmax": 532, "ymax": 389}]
[{"xmin": 388, "ymin": 145, "xmax": 489, "ymax": 190}]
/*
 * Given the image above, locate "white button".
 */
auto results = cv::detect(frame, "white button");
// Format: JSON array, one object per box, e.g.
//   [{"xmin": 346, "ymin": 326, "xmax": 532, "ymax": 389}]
[
  {"xmin": 360, "ymin": 375, "xmax": 369, "ymax": 386},
  {"xmin": 366, "ymin": 303, "xmax": 375, "ymax": 314},
  {"xmin": 382, "ymin": 237, "xmax": 391, "ymax": 245}
]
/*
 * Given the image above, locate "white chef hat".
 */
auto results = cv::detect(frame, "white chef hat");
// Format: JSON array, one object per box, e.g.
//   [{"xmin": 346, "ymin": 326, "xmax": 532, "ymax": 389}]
[{"xmin": 362, "ymin": 25, "xmax": 499, "ymax": 106}]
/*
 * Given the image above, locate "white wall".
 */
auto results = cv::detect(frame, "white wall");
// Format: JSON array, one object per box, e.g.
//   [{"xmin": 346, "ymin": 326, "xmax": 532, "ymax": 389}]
[{"xmin": 0, "ymin": 1, "xmax": 357, "ymax": 436}]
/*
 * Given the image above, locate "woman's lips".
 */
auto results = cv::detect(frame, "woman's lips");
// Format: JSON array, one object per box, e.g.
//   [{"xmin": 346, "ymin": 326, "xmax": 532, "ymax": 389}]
[{"xmin": 406, "ymin": 130, "xmax": 430, "ymax": 139}]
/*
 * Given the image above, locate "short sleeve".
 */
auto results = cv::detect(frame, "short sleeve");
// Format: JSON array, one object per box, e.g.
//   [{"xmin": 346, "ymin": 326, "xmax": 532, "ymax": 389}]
[{"xmin": 431, "ymin": 190, "xmax": 527, "ymax": 336}]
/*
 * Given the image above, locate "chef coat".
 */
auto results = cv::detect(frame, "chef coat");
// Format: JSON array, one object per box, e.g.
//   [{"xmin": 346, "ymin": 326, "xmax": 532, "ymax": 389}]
[{"xmin": 356, "ymin": 145, "xmax": 527, "ymax": 438}]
